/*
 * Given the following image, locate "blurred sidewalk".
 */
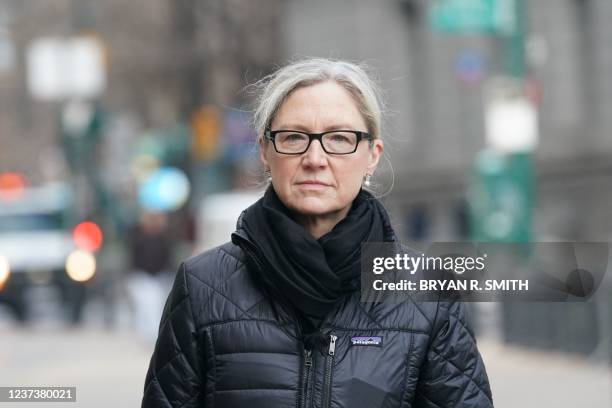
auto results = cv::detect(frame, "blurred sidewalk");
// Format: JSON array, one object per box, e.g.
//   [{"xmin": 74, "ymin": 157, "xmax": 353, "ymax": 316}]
[
  {"xmin": 478, "ymin": 338, "xmax": 612, "ymax": 408},
  {"xmin": 0, "ymin": 326, "xmax": 152, "ymax": 408}
]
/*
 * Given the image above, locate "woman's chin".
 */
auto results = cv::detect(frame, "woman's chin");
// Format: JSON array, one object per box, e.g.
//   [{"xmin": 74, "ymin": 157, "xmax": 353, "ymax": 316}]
[{"xmin": 289, "ymin": 198, "xmax": 340, "ymax": 217}]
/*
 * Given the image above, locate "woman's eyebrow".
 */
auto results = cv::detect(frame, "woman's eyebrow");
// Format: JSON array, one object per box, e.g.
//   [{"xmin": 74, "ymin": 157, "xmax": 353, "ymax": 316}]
[
  {"xmin": 272, "ymin": 124, "xmax": 310, "ymax": 131},
  {"xmin": 273, "ymin": 124, "xmax": 359, "ymax": 131},
  {"xmin": 323, "ymin": 124, "xmax": 358, "ymax": 131}
]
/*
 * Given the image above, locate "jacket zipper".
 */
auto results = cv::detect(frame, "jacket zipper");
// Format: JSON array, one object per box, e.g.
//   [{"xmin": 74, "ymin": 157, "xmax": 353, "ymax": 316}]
[
  {"xmin": 299, "ymin": 348, "xmax": 313, "ymax": 408},
  {"xmin": 321, "ymin": 334, "xmax": 337, "ymax": 408},
  {"xmin": 233, "ymin": 231, "xmax": 326, "ymax": 408}
]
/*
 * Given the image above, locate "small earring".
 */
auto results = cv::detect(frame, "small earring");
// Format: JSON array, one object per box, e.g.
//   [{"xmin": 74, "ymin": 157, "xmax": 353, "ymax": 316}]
[
  {"xmin": 363, "ymin": 173, "xmax": 372, "ymax": 187},
  {"xmin": 264, "ymin": 169, "xmax": 272, "ymax": 183}
]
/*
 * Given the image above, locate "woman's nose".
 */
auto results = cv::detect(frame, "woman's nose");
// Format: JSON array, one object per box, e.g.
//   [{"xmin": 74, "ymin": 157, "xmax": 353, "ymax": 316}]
[{"xmin": 302, "ymin": 139, "xmax": 328, "ymax": 167}]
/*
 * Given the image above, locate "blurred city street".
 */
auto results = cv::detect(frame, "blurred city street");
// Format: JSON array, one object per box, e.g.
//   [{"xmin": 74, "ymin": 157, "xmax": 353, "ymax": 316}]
[{"xmin": 2, "ymin": 0, "xmax": 612, "ymax": 406}]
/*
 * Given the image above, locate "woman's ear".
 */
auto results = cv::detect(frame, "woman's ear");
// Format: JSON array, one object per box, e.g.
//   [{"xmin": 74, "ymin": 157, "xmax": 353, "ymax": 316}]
[
  {"xmin": 366, "ymin": 139, "xmax": 384, "ymax": 175},
  {"xmin": 259, "ymin": 136, "xmax": 270, "ymax": 170}
]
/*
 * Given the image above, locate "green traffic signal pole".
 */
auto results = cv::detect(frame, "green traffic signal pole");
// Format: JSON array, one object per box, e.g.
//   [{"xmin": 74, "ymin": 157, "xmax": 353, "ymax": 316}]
[
  {"xmin": 511, "ymin": 0, "xmax": 534, "ymax": 244},
  {"xmin": 501, "ymin": 0, "xmax": 534, "ymax": 244},
  {"xmin": 504, "ymin": 0, "xmax": 527, "ymax": 78},
  {"xmin": 469, "ymin": 0, "xmax": 534, "ymax": 243}
]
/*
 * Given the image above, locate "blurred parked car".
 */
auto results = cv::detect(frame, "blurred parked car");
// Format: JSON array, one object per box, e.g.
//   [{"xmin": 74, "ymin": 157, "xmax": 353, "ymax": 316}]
[{"xmin": 0, "ymin": 181, "xmax": 102, "ymax": 324}]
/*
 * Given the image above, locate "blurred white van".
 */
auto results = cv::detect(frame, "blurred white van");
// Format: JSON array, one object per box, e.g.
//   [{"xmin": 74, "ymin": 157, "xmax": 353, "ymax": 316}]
[{"xmin": 0, "ymin": 182, "xmax": 100, "ymax": 323}]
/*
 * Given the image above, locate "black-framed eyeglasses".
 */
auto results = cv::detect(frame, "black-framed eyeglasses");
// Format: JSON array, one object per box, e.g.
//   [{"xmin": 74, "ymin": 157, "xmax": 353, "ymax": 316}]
[{"xmin": 264, "ymin": 129, "xmax": 373, "ymax": 155}]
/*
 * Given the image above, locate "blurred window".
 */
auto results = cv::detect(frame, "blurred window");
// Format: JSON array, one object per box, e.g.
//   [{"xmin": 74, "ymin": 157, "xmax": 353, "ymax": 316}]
[{"xmin": 0, "ymin": 212, "xmax": 64, "ymax": 232}]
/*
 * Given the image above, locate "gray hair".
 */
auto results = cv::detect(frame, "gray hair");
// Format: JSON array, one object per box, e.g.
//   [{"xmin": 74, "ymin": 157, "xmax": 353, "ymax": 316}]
[{"xmin": 250, "ymin": 58, "xmax": 384, "ymax": 140}]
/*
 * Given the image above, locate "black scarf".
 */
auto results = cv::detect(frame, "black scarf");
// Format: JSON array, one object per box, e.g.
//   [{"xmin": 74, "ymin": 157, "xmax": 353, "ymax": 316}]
[{"xmin": 237, "ymin": 186, "xmax": 395, "ymax": 335}]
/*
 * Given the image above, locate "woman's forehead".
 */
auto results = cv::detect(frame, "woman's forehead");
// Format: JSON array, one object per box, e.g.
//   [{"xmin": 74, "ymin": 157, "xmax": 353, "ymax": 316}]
[{"xmin": 272, "ymin": 82, "xmax": 366, "ymax": 130}]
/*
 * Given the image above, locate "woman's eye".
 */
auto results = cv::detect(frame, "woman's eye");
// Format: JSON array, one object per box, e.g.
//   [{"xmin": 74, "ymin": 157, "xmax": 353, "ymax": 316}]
[
  {"xmin": 277, "ymin": 132, "xmax": 307, "ymax": 145},
  {"xmin": 329, "ymin": 134, "xmax": 351, "ymax": 143}
]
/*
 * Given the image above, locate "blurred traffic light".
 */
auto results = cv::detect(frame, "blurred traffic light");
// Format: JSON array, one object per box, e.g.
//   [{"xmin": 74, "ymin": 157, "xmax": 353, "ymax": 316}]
[
  {"xmin": 191, "ymin": 105, "xmax": 221, "ymax": 161},
  {"xmin": 73, "ymin": 221, "xmax": 104, "ymax": 252}
]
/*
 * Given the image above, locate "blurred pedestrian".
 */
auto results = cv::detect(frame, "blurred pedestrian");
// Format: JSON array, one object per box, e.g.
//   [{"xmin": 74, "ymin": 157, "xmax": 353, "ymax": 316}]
[
  {"xmin": 127, "ymin": 210, "xmax": 173, "ymax": 341},
  {"xmin": 142, "ymin": 58, "xmax": 493, "ymax": 407}
]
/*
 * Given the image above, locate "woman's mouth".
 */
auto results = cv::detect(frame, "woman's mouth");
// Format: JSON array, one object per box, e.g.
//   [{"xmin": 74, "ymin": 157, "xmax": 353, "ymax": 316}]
[{"xmin": 296, "ymin": 180, "xmax": 330, "ymax": 189}]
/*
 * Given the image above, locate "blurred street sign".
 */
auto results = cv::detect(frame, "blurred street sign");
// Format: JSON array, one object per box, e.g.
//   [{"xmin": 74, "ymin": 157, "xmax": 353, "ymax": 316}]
[
  {"xmin": 455, "ymin": 50, "xmax": 487, "ymax": 84},
  {"xmin": 430, "ymin": 0, "xmax": 517, "ymax": 35},
  {"xmin": 26, "ymin": 36, "xmax": 106, "ymax": 100},
  {"xmin": 484, "ymin": 77, "xmax": 538, "ymax": 153}
]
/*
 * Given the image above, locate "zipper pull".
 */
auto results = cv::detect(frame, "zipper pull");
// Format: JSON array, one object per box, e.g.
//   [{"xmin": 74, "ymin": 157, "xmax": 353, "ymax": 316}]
[
  {"xmin": 304, "ymin": 349, "xmax": 313, "ymax": 366},
  {"xmin": 328, "ymin": 335, "xmax": 337, "ymax": 356}
]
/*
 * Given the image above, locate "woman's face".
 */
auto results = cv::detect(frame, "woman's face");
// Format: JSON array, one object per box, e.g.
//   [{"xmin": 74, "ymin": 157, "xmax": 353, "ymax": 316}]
[{"xmin": 260, "ymin": 81, "xmax": 383, "ymax": 218}]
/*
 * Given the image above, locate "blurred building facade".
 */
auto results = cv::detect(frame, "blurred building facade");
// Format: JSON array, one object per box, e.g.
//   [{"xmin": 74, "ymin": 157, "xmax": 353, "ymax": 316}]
[
  {"xmin": 3, "ymin": 0, "xmax": 611, "ymax": 243},
  {"xmin": 282, "ymin": 0, "xmax": 612, "ymax": 243},
  {"xmin": 0, "ymin": 0, "xmax": 281, "ymax": 182}
]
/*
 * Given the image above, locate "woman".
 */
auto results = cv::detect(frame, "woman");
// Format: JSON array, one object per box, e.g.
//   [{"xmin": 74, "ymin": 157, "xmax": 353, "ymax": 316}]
[{"xmin": 142, "ymin": 58, "xmax": 493, "ymax": 407}]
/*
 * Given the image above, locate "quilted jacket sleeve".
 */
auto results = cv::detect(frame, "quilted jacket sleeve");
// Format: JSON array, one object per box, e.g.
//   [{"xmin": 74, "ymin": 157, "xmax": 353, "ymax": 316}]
[
  {"xmin": 142, "ymin": 263, "xmax": 205, "ymax": 407},
  {"xmin": 415, "ymin": 299, "xmax": 494, "ymax": 407}
]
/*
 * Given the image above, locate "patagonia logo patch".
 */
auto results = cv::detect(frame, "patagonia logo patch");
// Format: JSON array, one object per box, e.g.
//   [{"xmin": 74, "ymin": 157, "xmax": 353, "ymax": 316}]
[{"xmin": 350, "ymin": 336, "xmax": 383, "ymax": 347}]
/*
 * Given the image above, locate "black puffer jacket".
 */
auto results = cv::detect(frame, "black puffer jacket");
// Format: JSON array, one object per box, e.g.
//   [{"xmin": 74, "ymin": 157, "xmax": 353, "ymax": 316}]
[{"xmin": 142, "ymin": 230, "xmax": 493, "ymax": 407}]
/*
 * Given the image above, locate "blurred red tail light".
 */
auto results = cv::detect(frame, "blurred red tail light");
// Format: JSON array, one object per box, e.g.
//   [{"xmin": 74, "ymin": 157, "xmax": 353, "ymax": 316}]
[
  {"xmin": 0, "ymin": 172, "xmax": 28, "ymax": 200},
  {"xmin": 73, "ymin": 221, "xmax": 104, "ymax": 252}
]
